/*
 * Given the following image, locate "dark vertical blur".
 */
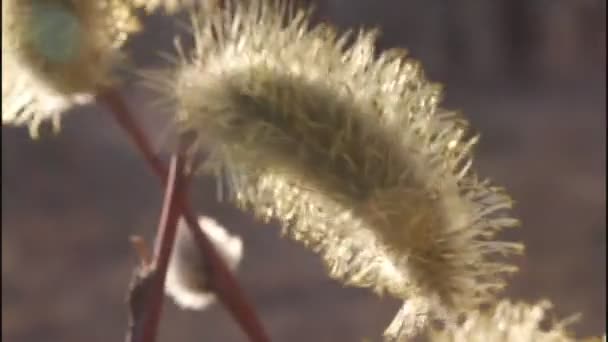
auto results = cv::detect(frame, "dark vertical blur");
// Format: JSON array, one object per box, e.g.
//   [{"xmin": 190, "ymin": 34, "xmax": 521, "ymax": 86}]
[
  {"xmin": 2, "ymin": 1, "xmax": 605, "ymax": 341},
  {"xmin": 325, "ymin": 0, "xmax": 605, "ymax": 85}
]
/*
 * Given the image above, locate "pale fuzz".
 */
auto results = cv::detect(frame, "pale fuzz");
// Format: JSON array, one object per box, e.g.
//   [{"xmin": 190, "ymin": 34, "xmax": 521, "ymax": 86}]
[
  {"xmin": 165, "ymin": 216, "xmax": 243, "ymax": 310},
  {"xmin": 429, "ymin": 300, "xmax": 591, "ymax": 342}
]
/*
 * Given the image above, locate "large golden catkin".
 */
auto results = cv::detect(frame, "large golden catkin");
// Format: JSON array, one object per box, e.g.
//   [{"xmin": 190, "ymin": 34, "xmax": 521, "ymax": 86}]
[{"xmin": 146, "ymin": 0, "xmax": 524, "ymax": 338}]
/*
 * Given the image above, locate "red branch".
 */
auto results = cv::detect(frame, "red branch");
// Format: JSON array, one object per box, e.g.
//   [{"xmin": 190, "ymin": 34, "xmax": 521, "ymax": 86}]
[
  {"xmin": 98, "ymin": 89, "xmax": 270, "ymax": 342},
  {"xmin": 143, "ymin": 155, "xmax": 185, "ymax": 342}
]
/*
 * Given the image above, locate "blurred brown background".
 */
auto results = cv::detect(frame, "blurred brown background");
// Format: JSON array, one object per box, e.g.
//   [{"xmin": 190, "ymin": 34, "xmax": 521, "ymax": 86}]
[{"xmin": 2, "ymin": 1, "xmax": 606, "ymax": 341}]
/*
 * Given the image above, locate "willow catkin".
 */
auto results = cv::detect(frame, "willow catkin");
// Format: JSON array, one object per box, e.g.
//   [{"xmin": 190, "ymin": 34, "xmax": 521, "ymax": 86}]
[
  {"xmin": 1, "ymin": 0, "xmax": 140, "ymax": 137},
  {"xmin": 428, "ymin": 299, "xmax": 586, "ymax": 342},
  {"xmin": 146, "ymin": 0, "xmax": 524, "ymax": 338},
  {"xmin": 165, "ymin": 216, "xmax": 243, "ymax": 310}
]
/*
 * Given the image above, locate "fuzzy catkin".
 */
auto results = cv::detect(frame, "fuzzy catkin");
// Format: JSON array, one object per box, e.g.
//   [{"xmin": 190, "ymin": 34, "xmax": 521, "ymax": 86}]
[
  {"xmin": 165, "ymin": 216, "xmax": 243, "ymax": 310},
  {"xmin": 2, "ymin": 0, "xmax": 140, "ymax": 137},
  {"xmin": 428, "ymin": 300, "xmax": 586, "ymax": 342},
  {"xmin": 148, "ymin": 0, "xmax": 524, "ymax": 338}
]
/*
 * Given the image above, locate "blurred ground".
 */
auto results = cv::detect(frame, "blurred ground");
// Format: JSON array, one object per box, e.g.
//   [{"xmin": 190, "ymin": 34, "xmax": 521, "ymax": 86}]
[{"xmin": 2, "ymin": 1, "xmax": 606, "ymax": 341}]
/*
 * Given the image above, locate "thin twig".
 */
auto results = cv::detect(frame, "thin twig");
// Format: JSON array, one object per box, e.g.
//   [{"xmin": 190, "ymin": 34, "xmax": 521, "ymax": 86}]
[
  {"xmin": 142, "ymin": 154, "xmax": 185, "ymax": 342},
  {"xmin": 125, "ymin": 156, "xmax": 184, "ymax": 342},
  {"xmin": 125, "ymin": 155, "xmax": 185, "ymax": 342},
  {"xmin": 125, "ymin": 257, "xmax": 156, "ymax": 342},
  {"xmin": 125, "ymin": 237, "xmax": 153, "ymax": 342},
  {"xmin": 98, "ymin": 89, "xmax": 270, "ymax": 342}
]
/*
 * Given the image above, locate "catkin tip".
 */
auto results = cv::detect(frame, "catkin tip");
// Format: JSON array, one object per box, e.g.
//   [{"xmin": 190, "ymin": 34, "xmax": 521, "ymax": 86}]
[{"xmin": 428, "ymin": 299, "xmax": 585, "ymax": 342}]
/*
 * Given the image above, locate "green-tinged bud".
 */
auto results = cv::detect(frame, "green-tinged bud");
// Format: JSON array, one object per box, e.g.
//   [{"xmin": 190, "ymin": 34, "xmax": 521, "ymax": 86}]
[{"xmin": 2, "ymin": 0, "xmax": 140, "ymax": 137}]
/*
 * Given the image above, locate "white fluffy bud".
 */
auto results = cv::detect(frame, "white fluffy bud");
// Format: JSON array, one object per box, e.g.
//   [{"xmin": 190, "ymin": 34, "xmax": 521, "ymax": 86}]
[{"xmin": 165, "ymin": 216, "xmax": 243, "ymax": 310}]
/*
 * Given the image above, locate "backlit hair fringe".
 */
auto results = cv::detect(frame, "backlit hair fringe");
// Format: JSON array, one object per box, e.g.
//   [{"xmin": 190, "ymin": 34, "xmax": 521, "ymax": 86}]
[{"xmin": 144, "ymin": 0, "xmax": 524, "ymax": 339}]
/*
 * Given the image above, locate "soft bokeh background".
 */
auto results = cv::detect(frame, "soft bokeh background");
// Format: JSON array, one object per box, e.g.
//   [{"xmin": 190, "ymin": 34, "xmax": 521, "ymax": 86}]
[{"xmin": 2, "ymin": 1, "xmax": 606, "ymax": 341}]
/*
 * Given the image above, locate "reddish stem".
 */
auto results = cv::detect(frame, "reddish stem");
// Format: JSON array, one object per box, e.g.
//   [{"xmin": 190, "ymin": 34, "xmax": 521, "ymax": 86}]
[
  {"xmin": 141, "ymin": 155, "xmax": 185, "ymax": 342},
  {"xmin": 97, "ymin": 89, "xmax": 270, "ymax": 342}
]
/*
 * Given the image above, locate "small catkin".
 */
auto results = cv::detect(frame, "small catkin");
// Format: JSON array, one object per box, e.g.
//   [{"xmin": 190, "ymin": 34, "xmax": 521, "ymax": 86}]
[
  {"xmin": 428, "ymin": 300, "xmax": 586, "ymax": 342},
  {"xmin": 147, "ymin": 0, "xmax": 524, "ymax": 338},
  {"xmin": 2, "ymin": 0, "xmax": 140, "ymax": 137},
  {"xmin": 165, "ymin": 216, "xmax": 243, "ymax": 310}
]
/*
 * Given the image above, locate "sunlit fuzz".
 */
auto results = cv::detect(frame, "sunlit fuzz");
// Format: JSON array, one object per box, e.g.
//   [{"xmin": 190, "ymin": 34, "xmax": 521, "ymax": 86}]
[
  {"xmin": 165, "ymin": 216, "xmax": 243, "ymax": 310},
  {"xmin": 2, "ymin": 0, "xmax": 140, "ymax": 137},
  {"xmin": 428, "ymin": 300, "xmax": 584, "ymax": 342},
  {"xmin": 147, "ymin": 0, "xmax": 523, "ymax": 338}
]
